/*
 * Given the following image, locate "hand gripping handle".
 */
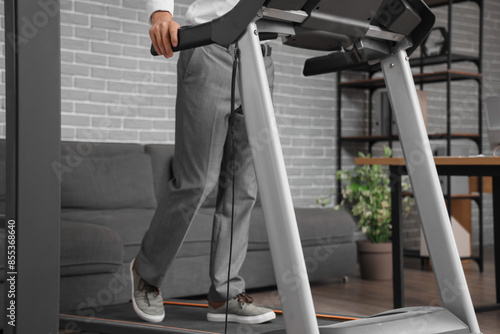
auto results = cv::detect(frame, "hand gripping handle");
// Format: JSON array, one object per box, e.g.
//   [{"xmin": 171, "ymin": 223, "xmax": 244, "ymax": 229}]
[
  {"xmin": 150, "ymin": 22, "xmax": 212, "ymax": 55},
  {"xmin": 150, "ymin": 0, "xmax": 267, "ymax": 55}
]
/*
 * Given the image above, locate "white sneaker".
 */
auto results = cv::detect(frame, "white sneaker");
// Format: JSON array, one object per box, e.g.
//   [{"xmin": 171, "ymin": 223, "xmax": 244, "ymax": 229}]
[
  {"xmin": 207, "ymin": 292, "xmax": 276, "ymax": 324},
  {"xmin": 130, "ymin": 260, "xmax": 165, "ymax": 323}
]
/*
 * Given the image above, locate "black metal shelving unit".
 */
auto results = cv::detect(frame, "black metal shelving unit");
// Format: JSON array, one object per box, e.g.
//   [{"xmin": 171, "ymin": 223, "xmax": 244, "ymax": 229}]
[{"xmin": 336, "ymin": 0, "xmax": 485, "ymax": 269}]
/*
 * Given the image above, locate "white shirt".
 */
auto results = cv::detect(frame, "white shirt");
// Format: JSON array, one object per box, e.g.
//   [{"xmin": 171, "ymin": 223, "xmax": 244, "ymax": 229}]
[{"xmin": 147, "ymin": 0, "xmax": 239, "ymax": 25}]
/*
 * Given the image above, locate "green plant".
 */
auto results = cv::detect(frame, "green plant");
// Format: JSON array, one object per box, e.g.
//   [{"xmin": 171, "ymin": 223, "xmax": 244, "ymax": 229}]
[{"xmin": 333, "ymin": 146, "xmax": 412, "ymax": 243}]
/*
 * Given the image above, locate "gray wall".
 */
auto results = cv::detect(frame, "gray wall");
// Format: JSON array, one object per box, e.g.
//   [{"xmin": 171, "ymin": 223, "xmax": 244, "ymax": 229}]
[{"xmin": 0, "ymin": 0, "xmax": 499, "ymax": 248}]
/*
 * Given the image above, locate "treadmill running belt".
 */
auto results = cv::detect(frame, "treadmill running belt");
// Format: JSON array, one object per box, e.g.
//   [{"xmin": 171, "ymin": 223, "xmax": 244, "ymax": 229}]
[{"xmin": 60, "ymin": 301, "xmax": 343, "ymax": 334}]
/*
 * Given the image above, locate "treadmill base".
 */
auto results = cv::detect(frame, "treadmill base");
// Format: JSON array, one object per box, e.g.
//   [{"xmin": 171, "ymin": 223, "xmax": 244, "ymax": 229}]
[{"xmin": 60, "ymin": 300, "xmax": 345, "ymax": 334}]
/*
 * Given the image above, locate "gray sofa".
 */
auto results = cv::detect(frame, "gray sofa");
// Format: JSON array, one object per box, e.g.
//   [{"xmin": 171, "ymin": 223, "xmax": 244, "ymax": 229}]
[{"xmin": 0, "ymin": 140, "xmax": 357, "ymax": 315}]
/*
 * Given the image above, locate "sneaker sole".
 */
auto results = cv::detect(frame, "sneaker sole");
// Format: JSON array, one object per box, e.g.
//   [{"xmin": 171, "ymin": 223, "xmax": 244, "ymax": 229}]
[
  {"xmin": 130, "ymin": 260, "xmax": 165, "ymax": 323},
  {"xmin": 207, "ymin": 310, "xmax": 276, "ymax": 324}
]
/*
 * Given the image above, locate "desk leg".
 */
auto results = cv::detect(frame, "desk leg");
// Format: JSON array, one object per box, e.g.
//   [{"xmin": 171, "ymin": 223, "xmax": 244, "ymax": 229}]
[
  {"xmin": 494, "ymin": 177, "xmax": 500, "ymax": 304},
  {"xmin": 391, "ymin": 166, "xmax": 404, "ymax": 309},
  {"xmin": 476, "ymin": 176, "xmax": 500, "ymax": 312}
]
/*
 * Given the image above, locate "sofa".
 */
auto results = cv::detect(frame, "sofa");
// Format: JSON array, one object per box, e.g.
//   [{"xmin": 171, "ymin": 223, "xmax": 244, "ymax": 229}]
[{"xmin": 0, "ymin": 139, "xmax": 357, "ymax": 316}]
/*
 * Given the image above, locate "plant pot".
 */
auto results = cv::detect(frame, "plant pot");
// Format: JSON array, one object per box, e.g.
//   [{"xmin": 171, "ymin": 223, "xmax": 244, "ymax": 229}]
[{"xmin": 356, "ymin": 240, "xmax": 392, "ymax": 280}]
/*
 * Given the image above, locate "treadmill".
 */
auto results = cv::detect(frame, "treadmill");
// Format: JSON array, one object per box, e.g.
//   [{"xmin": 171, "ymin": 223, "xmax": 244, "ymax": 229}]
[{"xmin": 61, "ymin": 1, "xmax": 482, "ymax": 333}]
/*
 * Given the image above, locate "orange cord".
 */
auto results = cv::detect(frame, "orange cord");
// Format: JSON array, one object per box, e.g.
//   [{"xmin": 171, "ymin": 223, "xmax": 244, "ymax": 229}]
[{"xmin": 163, "ymin": 300, "xmax": 360, "ymax": 322}]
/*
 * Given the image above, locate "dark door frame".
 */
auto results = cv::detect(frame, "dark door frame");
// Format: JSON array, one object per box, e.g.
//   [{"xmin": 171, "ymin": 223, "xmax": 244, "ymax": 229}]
[{"xmin": 4, "ymin": 0, "xmax": 61, "ymax": 332}]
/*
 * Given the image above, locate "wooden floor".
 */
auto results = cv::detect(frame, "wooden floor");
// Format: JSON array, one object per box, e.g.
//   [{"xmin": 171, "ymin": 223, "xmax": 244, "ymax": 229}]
[
  {"xmin": 61, "ymin": 247, "xmax": 498, "ymax": 333},
  {"xmin": 249, "ymin": 246, "xmax": 500, "ymax": 334}
]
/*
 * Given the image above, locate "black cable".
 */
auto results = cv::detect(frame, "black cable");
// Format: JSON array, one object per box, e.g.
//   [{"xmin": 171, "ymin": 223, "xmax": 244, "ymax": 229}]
[{"xmin": 224, "ymin": 43, "xmax": 239, "ymax": 334}]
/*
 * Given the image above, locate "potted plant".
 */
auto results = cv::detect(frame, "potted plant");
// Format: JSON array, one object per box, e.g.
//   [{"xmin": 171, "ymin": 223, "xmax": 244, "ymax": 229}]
[{"xmin": 334, "ymin": 146, "xmax": 412, "ymax": 280}]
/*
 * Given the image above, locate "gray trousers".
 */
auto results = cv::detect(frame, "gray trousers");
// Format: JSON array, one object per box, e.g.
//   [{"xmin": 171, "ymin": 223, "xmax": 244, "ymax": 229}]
[{"xmin": 136, "ymin": 43, "xmax": 274, "ymax": 302}]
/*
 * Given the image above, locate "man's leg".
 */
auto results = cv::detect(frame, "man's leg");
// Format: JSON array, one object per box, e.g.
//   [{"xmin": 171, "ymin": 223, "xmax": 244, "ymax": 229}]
[
  {"xmin": 132, "ymin": 44, "xmax": 238, "ymax": 322},
  {"xmin": 206, "ymin": 54, "xmax": 276, "ymax": 324},
  {"xmin": 207, "ymin": 109, "xmax": 257, "ymax": 302},
  {"xmin": 208, "ymin": 53, "xmax": 274, "ymax": 302}
]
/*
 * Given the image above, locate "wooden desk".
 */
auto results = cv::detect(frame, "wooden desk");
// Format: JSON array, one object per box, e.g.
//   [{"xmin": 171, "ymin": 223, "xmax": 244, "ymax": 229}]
[{"xmin": 355, "ymin": 156, "xmax": 500, "ymax": 312}]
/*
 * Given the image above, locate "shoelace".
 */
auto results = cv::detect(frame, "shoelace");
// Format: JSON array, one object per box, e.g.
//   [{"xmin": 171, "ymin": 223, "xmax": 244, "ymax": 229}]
[
  {"xmin": 236, "ymin": 292, "xmax": 253, "ymax": 306},
  {"xmin": 138, "ymin": 278, "xmax": 160, "ymax": 306}
]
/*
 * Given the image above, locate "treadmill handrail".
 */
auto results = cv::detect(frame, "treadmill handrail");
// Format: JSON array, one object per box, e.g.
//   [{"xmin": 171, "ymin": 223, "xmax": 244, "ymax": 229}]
[{"xmin": 150, "ymin": 0, "xmax": 266, "ymax": 55}]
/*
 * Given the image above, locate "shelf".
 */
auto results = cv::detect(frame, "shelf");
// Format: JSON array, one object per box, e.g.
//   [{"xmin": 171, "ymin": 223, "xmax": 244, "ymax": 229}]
[
  {"xmin": 402, "ymin": 192, "xmax": 481, "ymax": 200},
  {"xmin": 410, "ymin": 54, "xmax": 480, "ymax": 68},
  {"xmin": 448, "ymin": 193, "xmax": 482, "ymax": 200},
  {"xmin": 339, "ymin": 70, "xmax": 482, "ymax": 89},
  {"xmin": 351, "ymin": 53, "xmax": 480, "ymax": 73},
  {"xmin": 428, "ymin": 133, "xmax": 481, "ymax": 141},
  {"xmin": 341, "ymin": 133, "xmax": 480, "ymax": 144},
  {"xmin": 355, "ymin": 156, "xmax": 500, "ymax": 167},
  {"xmin": 424, "ymin": 0, "xmax": 481, "ymax": 8},
  {"xmin": 341, "ymin": 135, "xmax": 396, "ymax": 143}
]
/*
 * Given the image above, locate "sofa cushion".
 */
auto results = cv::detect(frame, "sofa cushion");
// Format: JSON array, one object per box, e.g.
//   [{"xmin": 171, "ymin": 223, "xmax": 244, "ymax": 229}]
[
  {"xmin": 61, "ymin": 153, "xmax": 157, "ymax": 209},
  {"xmin": 248, "ymin": 207, "xmax": 356, "ymax": 251},
  {"xmin": 0, "ymin": 221, "xmax": 124, "ymax": 281},
  {"xmin": 61, "ymin": 221, "xmax": 123, "ymax": 276},
  {"xmin": 61, "ymin": 208, "xmax": 154, "ymax": 263},
  {"xmin": 61, "ymin": 206, "xmax": 216, "ymax": 263}
]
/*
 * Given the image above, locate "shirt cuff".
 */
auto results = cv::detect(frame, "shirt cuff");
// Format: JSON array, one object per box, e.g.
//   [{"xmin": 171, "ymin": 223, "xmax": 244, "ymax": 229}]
[{"xmin": 147, "ymin": 0, "xmax": 175, "ymax": 23}]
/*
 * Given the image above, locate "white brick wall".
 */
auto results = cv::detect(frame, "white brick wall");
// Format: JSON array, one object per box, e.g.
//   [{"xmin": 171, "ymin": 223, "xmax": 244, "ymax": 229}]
[{"xmin": 0, "ymin": 1, "xmax": 499, "ymax": 246}]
